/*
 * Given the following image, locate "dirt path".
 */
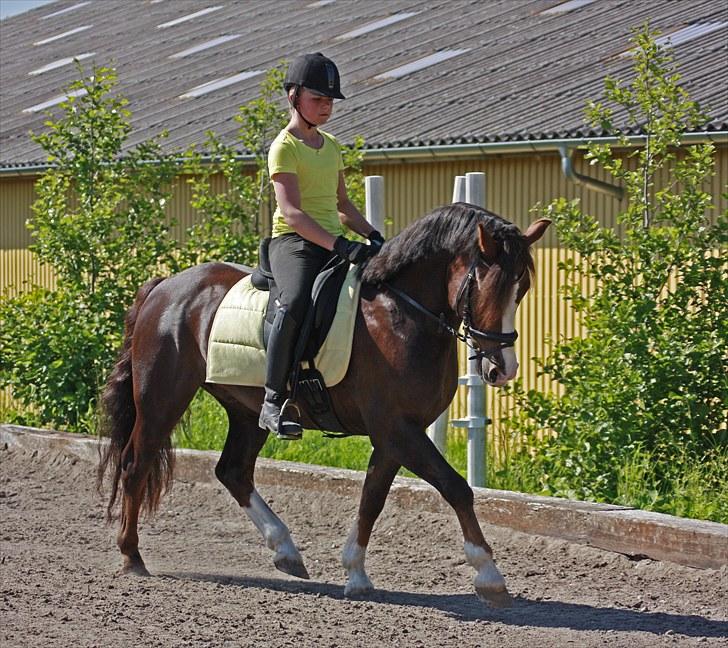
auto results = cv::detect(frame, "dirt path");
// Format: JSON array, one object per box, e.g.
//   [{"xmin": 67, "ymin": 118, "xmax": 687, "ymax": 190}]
[{"xmin": 1, "ymin": 442, "xmax": 726, "ymax": 648}]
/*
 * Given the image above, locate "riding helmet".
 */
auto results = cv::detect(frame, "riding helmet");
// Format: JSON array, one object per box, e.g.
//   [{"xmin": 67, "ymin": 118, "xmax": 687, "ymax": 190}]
[{"xmin": 284, "ymin": 52, "xmax": 345, "ymax": 99}]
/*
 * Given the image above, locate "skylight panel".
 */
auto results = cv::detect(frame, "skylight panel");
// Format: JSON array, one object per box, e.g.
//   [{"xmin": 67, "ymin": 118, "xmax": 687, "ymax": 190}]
[
  {"xmin": 170, "ymin": 34, "xmax": 241, "ymax": 59},
  {"xmin": 336, "ymin": 12, "xmax": 419, "ymax": 40},
  {"xmin": 540, "ymin": 0, "xmax": 597, "ymax": 14},
  {"xmin": 654, "ymin": 22, "xmax": 727, "ymax": 47},
  {"xmin": 29, "ymin": 52, "xmax": 95, "ymax": 76},
  {"xmin": 374, "ymin": 49, "xmax": 470, "ymax": 80},
  {"xmin": 179, "ymin": 70, "xmax": 265, "ymax": 98},
  {"xmin": 23, "ymin": 89, "xmax": 88, "ymax": 113},
  {"xmin": 619, "ymin": 22, "xmax": 728, "ymax": 57},
  {"xmin": 41, "ymin": 2, "xmax": 91, "ymax": 19},
  {"xmin": 34, "ymin": 25, "xmax": 92, "ymax": 45},
  {"xmin": 157, "ymin": 6, "xmax": 223, "ymax": 29}
]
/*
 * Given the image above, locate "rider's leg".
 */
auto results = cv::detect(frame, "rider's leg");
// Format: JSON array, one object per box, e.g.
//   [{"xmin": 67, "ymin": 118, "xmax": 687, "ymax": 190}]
[
  {"xmin": 258, "ymin": 305, "xmax": 301, "ymax": 438},
  {"xmin": 260, "ymin": 234, "xmax": 331, "ymax": 439}
]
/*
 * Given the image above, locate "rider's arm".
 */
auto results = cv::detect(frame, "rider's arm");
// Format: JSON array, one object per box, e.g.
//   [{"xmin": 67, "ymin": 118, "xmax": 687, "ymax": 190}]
[
  {"xmin": 271, "ymin": 172, "xmax": 338, "ymax": 250},
  {"xmin": 336, "ymin": 172, "xmax": 375, "ymax": 238}
]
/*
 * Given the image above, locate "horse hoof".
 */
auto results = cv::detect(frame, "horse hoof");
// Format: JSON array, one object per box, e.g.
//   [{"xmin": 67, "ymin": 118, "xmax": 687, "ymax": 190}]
[
  {"xmin": 344, "ymin": 576, "xmax": 374, "ymax": 598},
  {"xmin": 119, "ymin": 561, "xmax": 151, "ymax": 577},
  {"xmin": 476, "ymin": 586, "xmax": 514, "ymax": 609},
  {"xmin": 274, "ymin": 555, "xmax": 310, "ymax": 580}
]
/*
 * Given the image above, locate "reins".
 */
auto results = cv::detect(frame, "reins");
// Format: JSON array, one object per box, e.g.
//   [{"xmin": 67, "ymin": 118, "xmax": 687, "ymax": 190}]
[{"xmin": 381, "ymin": 257, "xmax": 520, "ymax": 362}]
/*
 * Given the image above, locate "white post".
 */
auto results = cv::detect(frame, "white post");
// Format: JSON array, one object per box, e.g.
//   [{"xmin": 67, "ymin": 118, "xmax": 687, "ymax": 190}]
[
  {"xmin": 452, "ymin": 175, "xmax": 466, "ymax": 203},
  {"xmin": 426, "ymin": 409, "xmax": 448, "ymax": 455},
  {"xmin": 426, "ymin": 176, "xmax": 467, "ymax": 455},
  {"xmin": 365, "ymin": 176, "xmax": 385, "ymax": 233},
  {"xmin": 451, "ymin": 172, "xmax": 488, "ymax": 487}
]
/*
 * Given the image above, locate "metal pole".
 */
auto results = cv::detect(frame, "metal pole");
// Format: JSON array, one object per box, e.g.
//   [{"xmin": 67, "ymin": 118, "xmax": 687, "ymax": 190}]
[
  {"xmin": 451, "ymin": 172, "xmax": 489, "ymax": 487},
  {"xmin": 426, "ymin": 176, "xmax": 466, "ymax": 454},
  {"xmin": 426, "ymin": 409, "xmax": 448, "ymax": 455},
  {"xmin": 452, "ymin": 175, "xmax": 466, "ymax": 203},
  {"xmin": 365, "ymin": 176, "xmax": 385, "ymax": 233}
]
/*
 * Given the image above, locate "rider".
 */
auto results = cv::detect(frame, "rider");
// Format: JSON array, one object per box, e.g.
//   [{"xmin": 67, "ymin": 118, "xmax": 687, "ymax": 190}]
[{"xmin": 260, "ymin": 52, "xmax": 385, "ymax": 440}]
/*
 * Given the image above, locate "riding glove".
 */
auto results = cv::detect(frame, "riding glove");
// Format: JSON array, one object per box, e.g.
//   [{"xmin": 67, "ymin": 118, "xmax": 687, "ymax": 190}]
[
  {"xmin": 333, "ymin": 236, "xmax": 375, "ymax": 265},
  {"xmin": 367, "ymin": 229, "xmax": 385, "ymax": 253}
]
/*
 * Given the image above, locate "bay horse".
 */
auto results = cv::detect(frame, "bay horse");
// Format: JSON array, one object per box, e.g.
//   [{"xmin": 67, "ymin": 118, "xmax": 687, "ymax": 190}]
[{"xmin": 97, "ymin": 203, "xmax": 550, "ymax": 607}]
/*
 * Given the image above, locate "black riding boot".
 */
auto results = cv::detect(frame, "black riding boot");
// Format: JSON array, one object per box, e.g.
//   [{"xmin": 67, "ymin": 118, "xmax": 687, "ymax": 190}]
[{"xmin": 259, "ymin": 307, "xmax": 303, "ymax": 440}]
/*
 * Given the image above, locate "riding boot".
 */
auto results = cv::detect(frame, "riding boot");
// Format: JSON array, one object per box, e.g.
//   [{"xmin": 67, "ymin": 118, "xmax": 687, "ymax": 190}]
[{"xmin": 259, "ymin": 306, "xmax": 303, "ymax": 440}]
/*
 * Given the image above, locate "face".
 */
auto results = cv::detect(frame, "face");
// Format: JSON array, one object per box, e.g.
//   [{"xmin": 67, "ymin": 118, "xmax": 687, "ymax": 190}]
[
  {"xmin": 471, "ymin": 263, "xmax": 528, "ymax": 387},
  {"xmin": 292, "ymin": 88, "xmax": 334, "ymax": 126},
  {"xmin": 466, "ymin": 217, "xmax": 551, "ymax": 387}
]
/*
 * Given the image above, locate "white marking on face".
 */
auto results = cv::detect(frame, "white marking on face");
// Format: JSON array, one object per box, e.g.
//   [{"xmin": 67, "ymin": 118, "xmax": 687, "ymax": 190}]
[
  {"xmin": 342, "ymin": 521, "xmax": 374, "ymax": 596},
  {"xmin": 484, "ymin": 283, "xmax": 519, "ymax": 386},
  {"xmin": 464, "ymin": 541, "xmax": 506, "ymax": 591},
  {"xmin": 500, "ymin": 283, "xmax": 519, "ymax": 379},
  {"xmin": 244, "ymin": 489, "xmax": 299, "ymax": 561}
]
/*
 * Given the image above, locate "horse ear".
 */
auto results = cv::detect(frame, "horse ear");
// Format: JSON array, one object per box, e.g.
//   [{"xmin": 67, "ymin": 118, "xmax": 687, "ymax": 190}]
[
  {"xmin": 523, "ymin": 218, "xmax": 551, "ymax": 246},
  {"xmin": 477, "ymin": 222, "xmax": 500, "ymax": 262}
]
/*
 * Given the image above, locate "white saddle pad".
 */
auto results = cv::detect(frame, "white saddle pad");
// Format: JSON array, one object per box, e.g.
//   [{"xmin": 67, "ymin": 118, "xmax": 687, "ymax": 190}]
[{"xmin": 205, "ymin": 269, "xmax": 361, "ymax": 387}]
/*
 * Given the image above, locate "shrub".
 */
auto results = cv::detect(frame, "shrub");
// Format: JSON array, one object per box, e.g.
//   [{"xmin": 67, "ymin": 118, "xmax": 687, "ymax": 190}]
[{"xmin": 498, "ymin": 26, "xmax": 727, "ymax": 513}]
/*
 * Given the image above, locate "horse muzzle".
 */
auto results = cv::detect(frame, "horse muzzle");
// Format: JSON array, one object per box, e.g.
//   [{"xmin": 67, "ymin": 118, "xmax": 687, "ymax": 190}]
[{"xmin": 480, "ymin": 351, "xmax": 518, "ymax": 387}]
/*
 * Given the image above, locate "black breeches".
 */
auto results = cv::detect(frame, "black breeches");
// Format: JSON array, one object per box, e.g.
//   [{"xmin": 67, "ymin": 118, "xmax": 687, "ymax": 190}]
[{"xmin": 268, "ymin": 233, "xmax": 334, "ymax": 327}]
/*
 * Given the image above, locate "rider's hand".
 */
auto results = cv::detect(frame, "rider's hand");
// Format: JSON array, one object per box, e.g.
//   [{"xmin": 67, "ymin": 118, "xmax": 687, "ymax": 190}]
[
  {"xmin": 333, "ymin": 236, "xmax": 375, "ymax": 265},
  {"xmin": 367, "ymin": 229, "xmax": 385, "ymax": 254}
]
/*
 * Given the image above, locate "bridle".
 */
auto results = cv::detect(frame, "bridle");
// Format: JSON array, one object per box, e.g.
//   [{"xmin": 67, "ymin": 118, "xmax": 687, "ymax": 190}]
[{"xmin": 382, "ymin": 257, "xmax": 522, "ymax": 364}]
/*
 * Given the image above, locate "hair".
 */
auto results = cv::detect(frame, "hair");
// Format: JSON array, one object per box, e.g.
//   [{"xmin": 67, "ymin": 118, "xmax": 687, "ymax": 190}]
[{"xmin": 361, "ymin": 203, "xmax": 534, "ymax": 308}]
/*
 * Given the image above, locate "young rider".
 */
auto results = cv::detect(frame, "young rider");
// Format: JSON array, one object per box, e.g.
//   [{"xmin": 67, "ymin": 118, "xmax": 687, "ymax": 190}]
[{"xmin": 260, "ymin": 52, "xmax": 384, "ymax": 440}]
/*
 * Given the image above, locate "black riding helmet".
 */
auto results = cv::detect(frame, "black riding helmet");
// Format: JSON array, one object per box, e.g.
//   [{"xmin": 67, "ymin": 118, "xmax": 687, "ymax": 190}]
[{"xmin": 284, "ymin": 52, "xmax": 345, "ymax": 100}]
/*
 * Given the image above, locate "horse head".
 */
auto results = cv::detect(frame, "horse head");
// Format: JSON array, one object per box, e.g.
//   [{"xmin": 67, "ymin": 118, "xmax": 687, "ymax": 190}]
[{"xmin": 449, "ymin": 216, "xmax": 551, "ymax": 387}]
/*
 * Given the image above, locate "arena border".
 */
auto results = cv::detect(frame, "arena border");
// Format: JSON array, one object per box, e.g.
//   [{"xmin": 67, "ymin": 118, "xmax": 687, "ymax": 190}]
[{"xmin": 2, "ymin": 424, "xmax": 726, "ymax": 570}]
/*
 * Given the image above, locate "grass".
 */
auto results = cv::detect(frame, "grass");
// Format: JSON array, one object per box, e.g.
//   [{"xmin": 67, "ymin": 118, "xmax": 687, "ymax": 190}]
[
  {"xmin": 172, "ymin": 391, "xmax": 728, "ymax": 524},
  {"xmin": 5, "ymin": 389, "xmax": 726, "ymax": 524},
  {"xmin": 173, "ymin": 390, "xmax": 374, "ymax": 471}
]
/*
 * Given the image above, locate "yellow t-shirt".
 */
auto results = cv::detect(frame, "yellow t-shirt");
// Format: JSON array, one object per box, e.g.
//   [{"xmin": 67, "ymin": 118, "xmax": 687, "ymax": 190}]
[{"xmin": 268, "ymin": 129, "xmax": 345, "ymax": 238}]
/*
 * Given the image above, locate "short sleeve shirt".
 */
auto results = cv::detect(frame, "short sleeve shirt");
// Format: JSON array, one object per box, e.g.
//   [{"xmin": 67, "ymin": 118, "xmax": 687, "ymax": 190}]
[{"xmin": 268, "ymin": 129, "xmax": 345, "ymax": 238}]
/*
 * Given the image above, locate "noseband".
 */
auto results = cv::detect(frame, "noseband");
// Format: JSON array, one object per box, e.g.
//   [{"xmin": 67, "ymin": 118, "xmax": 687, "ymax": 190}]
[
  {"xmin": 455, "ymin": 258, "xmax": 519, "ymax": 359},
  {"xmin": 381, "ymin": 257, "xmax": 520, "ymax": 363}
]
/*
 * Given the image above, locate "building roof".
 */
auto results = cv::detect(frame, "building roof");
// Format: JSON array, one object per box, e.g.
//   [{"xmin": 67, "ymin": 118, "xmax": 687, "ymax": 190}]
[{"xmin": 1, "ymin": 0, "xmax": 727, "ymax": 168}]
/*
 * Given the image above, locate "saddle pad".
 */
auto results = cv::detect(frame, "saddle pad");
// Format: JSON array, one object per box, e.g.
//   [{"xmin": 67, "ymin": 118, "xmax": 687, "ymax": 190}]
[{"xmin": 205, "ymin": 269, "xmax": 361, "ymax": 387}]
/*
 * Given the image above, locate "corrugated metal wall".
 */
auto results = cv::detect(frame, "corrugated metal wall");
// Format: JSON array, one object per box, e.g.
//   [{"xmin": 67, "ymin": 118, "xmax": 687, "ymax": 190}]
[
  {"xmin": 2, "ymin": 147, "xmax": 727, "ymax": 433},
  {"xmin": 1, "ymin": 176, "xmax": 57, "ymax": 293}
]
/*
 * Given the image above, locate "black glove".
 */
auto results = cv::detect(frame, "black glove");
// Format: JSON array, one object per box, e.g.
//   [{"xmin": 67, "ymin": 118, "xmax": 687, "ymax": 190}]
[
  {"xmin": 367, "ymin": 229, "xmax": 385, "ymax": 254},
  {"xmin": 333, "ymin": 236, "xmax": 374, "ymax": 265}
]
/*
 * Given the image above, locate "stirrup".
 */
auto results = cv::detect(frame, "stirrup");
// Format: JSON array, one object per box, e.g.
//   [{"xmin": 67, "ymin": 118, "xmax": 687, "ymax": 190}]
[{"xmin": 276, "ymin": 399, "xmax": 303, "ymax": 440}]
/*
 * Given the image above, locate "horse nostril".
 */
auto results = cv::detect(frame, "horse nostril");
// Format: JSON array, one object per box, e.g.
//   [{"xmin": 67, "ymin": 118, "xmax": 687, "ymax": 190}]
[{"xmin": 488, "ymin": 367, "xmax": 499, "ymax": 383}]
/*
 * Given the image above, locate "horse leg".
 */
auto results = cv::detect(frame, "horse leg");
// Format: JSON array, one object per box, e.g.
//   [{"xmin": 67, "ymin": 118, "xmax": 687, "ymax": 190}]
[
  {"xmin": 116, "ymin": 421, "xmax": 153, "ymax": 576},
  {"xmin": 117, "ymin": 378, "xmax": 199, "ymax": 576},
  {"xmin": 213, "ymin": 403, "xmax": 309, "ymax": 579},
  {"xmin": 117, "ymin": 415, "xmax": 176, "ymax": 576},
  {"xmin": 379, "ymin": 424, "xmax": 512, "ymax": 608},
  {"xmin": 342, "ymin": 447, "xmax": 400, "ymax": 596}
]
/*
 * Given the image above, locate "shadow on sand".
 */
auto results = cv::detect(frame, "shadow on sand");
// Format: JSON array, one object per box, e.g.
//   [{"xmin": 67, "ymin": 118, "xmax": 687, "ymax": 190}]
[{"xmin": 165, "ymin": 571, "xmax": 727, "ymax": 639}]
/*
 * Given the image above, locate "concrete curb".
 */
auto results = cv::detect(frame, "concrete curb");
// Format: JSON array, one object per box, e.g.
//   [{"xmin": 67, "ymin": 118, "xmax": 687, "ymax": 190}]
[{"xmin": 2, "ymin": 424, "xmax": 726, "ymax": 570}]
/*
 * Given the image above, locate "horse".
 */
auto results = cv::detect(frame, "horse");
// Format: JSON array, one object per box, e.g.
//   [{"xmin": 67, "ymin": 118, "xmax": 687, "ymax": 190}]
[{"xmin": 97, "ymin": 202, "xmax": 550, "ymax": 608}]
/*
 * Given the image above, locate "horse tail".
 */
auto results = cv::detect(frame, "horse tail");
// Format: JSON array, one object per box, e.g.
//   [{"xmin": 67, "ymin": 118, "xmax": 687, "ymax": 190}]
[{"xmin": 97, "ymin": 277, "xmax": 167, "ymax": 523}]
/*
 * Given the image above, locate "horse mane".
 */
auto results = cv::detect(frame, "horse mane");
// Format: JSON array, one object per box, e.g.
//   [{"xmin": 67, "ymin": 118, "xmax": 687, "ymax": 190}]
[{"xmin": 361, "ymin": 202, "xmax": 534, "ymax": 307}]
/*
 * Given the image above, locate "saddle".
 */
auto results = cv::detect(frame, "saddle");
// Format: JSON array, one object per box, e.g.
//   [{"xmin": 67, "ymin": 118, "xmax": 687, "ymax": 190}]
[{"xmin": 250, "ymin": 238, "xmax": 351, "ymax": 434}]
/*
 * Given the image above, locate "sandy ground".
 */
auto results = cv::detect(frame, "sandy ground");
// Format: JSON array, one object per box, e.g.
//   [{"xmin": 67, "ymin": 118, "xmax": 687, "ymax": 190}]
[{"xmin": 1, "ymin": 441, "xmax": 726, "ymax": 648}]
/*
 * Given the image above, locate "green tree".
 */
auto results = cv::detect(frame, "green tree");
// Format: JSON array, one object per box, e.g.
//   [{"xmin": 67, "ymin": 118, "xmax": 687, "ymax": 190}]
[
  {"xmin": 499, "ymin": 26, "xmax": 727, "ymax": 509},
  {"xmin": 180, "ymin": 65, "xmax": 288, "ymax": 266},
  {"xmin": 1, "ymin": 65, "xmax": 179, "ymax": 431}
]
